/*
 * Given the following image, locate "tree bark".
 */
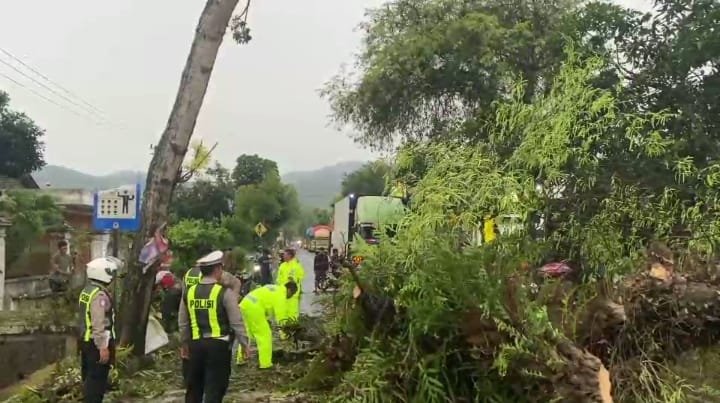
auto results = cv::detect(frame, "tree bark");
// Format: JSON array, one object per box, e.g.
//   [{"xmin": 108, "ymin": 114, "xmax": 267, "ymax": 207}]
[{"xmin": 119, "ymin": 0, "xmax": 241, "ymax": 354}]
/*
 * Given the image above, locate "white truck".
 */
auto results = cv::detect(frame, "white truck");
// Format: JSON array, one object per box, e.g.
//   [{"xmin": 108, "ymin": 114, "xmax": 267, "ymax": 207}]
[{"xmin": 331, "ymin": 194, "xmax": 406, "ymax": 260}]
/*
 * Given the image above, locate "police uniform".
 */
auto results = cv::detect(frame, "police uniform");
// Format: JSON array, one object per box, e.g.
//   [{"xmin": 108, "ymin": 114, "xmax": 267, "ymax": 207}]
[
  {"xmin": 78, "ymin": 282, "xmax": 115, "ymax": 403},
  {"xmin": 276, "ymin": 256, "xmax": 304, "ymax": 321},
  {"xmin": 178, "ymin": 251, "xmax": 249, "ymax": 403},
  {"xmin": 238, "ymin": 284, "xmax": 291, "ymax": 368}
]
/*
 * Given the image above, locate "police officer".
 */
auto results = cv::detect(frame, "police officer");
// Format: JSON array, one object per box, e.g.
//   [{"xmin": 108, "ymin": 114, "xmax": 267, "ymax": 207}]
[
  {"xmin": 78, "ymin": 257, "xmax": 122, "ymax": 403},
  {"xmin": 183, "ymin": 259, "xmax": 242, "ymax": 294},
  {"xmin": 276, "ymin": 248, "xmax": 305, "ymax": 321},
  {"xmin": 180, "ymin": 253, "xmax": 243, "ymax": 386},
  {"xmin": 178, "ymin": 250, "xmax": 249, "ymax": 403}
]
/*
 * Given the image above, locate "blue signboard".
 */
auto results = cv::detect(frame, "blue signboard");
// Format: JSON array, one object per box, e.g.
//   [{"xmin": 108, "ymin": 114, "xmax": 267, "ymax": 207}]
[{"xmin": 92, "ymin": 183, "xmax": 142, "ymax": 232}]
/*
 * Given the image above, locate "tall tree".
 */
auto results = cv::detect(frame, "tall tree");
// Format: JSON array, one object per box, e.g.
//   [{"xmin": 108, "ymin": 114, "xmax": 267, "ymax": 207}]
[
  {"xmin": 341, "ymin": 161, "xmax": 391, "ymax": 197},
  {"xmin": 119, "ymin": 0, "xmax": 252, "ymax": 353},
  {"xmin": 0, "ymin": 92, "xmax": 45, "ymax": 177},
  {"xmin": 171, "ymin": 163, "xmax": 235, "ymax": 222},
  {"xmin": 232, "ymin": 153, "xmax": 279, "ymax": 186}
]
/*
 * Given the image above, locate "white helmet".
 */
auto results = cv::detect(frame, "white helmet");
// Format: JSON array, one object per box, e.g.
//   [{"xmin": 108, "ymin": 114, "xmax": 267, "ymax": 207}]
[{"xmin": 86, "ymin": 257, "xmax": 123, "ymax": 284}]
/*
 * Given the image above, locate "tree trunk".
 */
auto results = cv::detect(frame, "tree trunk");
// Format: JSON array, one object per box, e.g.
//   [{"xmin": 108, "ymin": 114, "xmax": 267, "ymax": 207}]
[{"xmin": 119, "ymin": 0, "xmax": 241, "ymax": 354}]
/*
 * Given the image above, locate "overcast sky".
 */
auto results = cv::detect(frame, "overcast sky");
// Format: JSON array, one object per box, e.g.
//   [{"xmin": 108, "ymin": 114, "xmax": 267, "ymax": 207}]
[{"xmin": 0, "ymin": 0, "xmax": 651, "ymax": 176}]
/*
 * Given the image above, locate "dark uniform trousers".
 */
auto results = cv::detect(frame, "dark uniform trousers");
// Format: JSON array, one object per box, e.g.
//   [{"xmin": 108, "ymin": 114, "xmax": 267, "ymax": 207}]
[
  {"xmin": 185, "ymin": 338, "xmax": 232, "ymax": 403},
  {"xmin": 80, "ymin": 339, "xmax": 115, "ymax": 403}
]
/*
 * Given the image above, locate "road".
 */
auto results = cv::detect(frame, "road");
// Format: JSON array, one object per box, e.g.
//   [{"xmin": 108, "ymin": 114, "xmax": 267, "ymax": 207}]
[{"xmin": 296, "ymin": 249, "xmax": 322, "ymax": 316}]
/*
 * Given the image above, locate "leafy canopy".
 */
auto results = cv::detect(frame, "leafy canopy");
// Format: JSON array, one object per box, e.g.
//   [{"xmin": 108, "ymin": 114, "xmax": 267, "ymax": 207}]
[
  {"xmin": 232, "ymin": 154, "xmax": 279, "ymax": 187},
  {"xmin": 0, "ymin": 190, "xmax": 63, "ymax": 268},
  {"xmin": 0, "ymin": 92, "xmax": 46, "ymax": 177},
  {"xmin": 340, "ymin": 161, "xmax": 391, "ymax": 197}
]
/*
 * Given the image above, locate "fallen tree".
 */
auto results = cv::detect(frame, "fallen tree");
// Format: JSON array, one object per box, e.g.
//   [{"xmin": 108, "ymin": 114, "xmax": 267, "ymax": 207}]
[{"xmin": 297, "ymin": 50, "xmax": 720, "ymax": 402}]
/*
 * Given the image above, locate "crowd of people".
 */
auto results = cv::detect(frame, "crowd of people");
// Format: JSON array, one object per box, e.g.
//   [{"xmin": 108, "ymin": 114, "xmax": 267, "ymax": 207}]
[{"xmin": 76, "ymin": 247, "xmax": 307, "ymax": 403}]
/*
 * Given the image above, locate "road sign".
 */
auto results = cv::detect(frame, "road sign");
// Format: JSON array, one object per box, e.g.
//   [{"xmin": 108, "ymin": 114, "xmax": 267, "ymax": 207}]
[
  {"xmin": 93, "ymin": 184, "xmax": 142, "ymax": 232},
  {"xmin": 254, "ymin": 222, "xmax": 267, "ymax": 237}
]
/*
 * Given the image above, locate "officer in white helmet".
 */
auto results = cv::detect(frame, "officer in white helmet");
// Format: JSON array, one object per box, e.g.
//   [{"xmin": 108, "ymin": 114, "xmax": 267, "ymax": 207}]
[{"xmin": 78, "ymin": 256, "xmax": 122, "ymax": 403}]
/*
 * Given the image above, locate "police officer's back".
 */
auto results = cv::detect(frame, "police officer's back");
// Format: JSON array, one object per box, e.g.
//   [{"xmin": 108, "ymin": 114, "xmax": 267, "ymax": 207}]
[
  {"xmin": 178, "ymin": 250, "xmax": 249, "ymax": 403},
  {"xmin": 78, "ymin": 257, "xmax": 122, "ymax": 403}
]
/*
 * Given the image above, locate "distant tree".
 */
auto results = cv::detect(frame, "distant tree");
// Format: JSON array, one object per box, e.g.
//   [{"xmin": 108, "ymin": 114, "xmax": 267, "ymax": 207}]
[
  {"xmin": 0, "ymin": 92, "xmax": 46, "ymax": 177},
  {"xmin": 171, "ymin": 162, "xmax": 235, "ymax": 221},
  {"xmin": 227, "ymin": 174, "xmax": 300, "ymax": 248},
  {"xmin": 0, "ymin": 191, "xmax": 63, "ymax": 267},
  {"xmin": 232, "ymin": 154, "xmax": 279, "ymax": 186},
  {"xmin": 340, "ymin": 161, "xmax": 391, "ymax": 197},
  {"xmin": 167, "ymin": 218, "xmax": 234, "ymax": 271}
]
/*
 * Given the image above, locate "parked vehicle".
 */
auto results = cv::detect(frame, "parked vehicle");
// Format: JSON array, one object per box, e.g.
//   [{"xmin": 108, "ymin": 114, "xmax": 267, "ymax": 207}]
[{"xmin": 331, "ymin": 194, "xmax": 406, "ymax": 265}]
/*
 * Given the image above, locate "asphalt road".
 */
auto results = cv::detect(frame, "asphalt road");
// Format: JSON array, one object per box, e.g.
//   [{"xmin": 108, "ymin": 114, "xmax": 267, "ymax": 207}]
[{"xmin": 296, "ymin": 249, "xmax": 323, "ymax": 316}]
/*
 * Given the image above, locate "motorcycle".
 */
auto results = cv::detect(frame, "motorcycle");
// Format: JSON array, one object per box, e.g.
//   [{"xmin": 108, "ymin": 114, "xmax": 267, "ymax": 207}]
[
  {"xmin": 317, "ymin": 262, "xmax": 342, "ymax": 292},
  {"xmin": 238, "ymin": 258, "xmax": 263, "ymax": 297}
]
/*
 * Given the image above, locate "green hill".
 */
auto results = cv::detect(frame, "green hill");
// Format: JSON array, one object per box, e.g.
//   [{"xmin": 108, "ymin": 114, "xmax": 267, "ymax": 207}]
[
  {"xmin": 282, "ymin": 161, "xmax": 365, "ymax": 208},
  {"xmin": 32, "ymin": 165, "xmax": 145, "ymax": 190},
  {"xmin": 32, "ymin": 161, "xmax": 365, "ymax": 208}
]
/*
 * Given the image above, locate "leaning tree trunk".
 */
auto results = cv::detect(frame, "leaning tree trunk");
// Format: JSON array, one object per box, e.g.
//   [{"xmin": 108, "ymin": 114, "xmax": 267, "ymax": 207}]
[{"xmin": 119, "ymin": 0, "xmax": 241, "ymax": 354}]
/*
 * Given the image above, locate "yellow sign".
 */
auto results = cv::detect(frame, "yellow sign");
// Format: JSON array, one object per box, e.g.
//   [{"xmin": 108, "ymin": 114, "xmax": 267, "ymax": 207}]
[{"xmin": 254, "ymin": 222, "xmax": 267, "ymax": 237}]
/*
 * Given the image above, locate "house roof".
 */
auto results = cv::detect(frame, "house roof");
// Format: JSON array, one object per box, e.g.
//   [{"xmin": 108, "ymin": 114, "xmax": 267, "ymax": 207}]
[{"xmin": 0, "ymin": 174, "xmax": 39, "ymax": 190}]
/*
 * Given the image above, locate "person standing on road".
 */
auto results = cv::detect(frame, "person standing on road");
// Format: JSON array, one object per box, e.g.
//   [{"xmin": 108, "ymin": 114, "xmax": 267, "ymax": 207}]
[
  {"xmin": 276, "ymin": 248, "xmax": 305, "ymax": 321},
  {"xmin": 237, "ymin": 282, "xmax": 298, "ymax": 368},
  {"xmin": 258, "ymin": 248, "xmax": 273, "ymax": 285},
  {"xmin": 313, "ymin": 248, "xmax": 329, "ymax": 293},
  {"xmin": 179, "ymin": 253, "xmax": 243, "ymax": 387},
  {"xmin": 178, "ymin": 250, "xmax": 249, "ymax": 403},
  {"xmin": 78, "ymin": 257, "xmax": 121, "ymax": 403}
]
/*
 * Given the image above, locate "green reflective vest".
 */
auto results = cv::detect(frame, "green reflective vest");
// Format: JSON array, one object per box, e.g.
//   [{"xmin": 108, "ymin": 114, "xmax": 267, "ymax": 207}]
[
  {"xmin": 184, "ymin": 268, "xmax": 202, "ymax": 288},
  {"xmin": 186, "ymin": 283, "xmax": 230, "ymax": 340},
  {"xmin": 78, "ymin": 283, "xmax": 115, "ymax": 342}
]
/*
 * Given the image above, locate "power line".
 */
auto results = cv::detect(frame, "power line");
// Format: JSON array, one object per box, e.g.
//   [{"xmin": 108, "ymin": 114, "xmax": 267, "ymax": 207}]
[
  {"xmin": 0, "ymin": 71, "xmax": 105, "ymax": 124},
  {"xmin": 0, "ymin": 46, "xmax": 107, "ymax": 116},
  {"xmin": 0, "ymin": 56, "xmax": 111, "ymax": 123}
]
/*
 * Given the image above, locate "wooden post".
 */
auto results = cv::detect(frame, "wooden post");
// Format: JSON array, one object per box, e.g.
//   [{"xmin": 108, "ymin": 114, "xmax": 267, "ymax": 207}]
[{"xmin": 0, "ymin": 217, "xmax": 12, "ymax": 311}]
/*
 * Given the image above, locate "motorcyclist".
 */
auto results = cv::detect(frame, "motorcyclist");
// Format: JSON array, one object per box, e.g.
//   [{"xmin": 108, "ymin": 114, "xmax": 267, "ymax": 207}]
[{"xmin": 313, "ymin": 248, "xmax": 329, "ymax": 293}]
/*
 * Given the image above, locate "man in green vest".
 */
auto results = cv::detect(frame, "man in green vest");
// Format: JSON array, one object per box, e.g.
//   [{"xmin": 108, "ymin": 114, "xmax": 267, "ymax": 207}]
[
  {"xmin": 178, "ymin": 250, "xmax": 249, "ymax": 403},
  {"xmin": 78, "ymin": 257, "xmax": 122, "ymax": 403}
]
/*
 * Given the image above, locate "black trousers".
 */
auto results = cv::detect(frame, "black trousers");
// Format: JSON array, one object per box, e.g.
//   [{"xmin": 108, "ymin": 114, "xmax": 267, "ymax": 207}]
[
  {"xmin": 186, "ymin": 338, "xmax": 231, "ymax": 403},
  {"xmin": 80, "ymin": 340, "xmax": 114, "ymax": 403}
]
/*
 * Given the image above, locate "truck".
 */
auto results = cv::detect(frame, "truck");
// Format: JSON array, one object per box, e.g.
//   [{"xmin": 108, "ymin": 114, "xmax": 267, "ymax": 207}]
[
  {"xmin": 331, "ymin": 194, "xmax": 406, "ymax": 263},
  {"xmin": 307, "ymin": 225, "xmax": 331, "ymax": 252}
]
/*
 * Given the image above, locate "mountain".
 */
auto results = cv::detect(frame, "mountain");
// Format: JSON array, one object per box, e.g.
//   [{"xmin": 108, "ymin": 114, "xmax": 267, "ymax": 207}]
[
  {"xmin": 32, "ymin": 165, "xmax": 146, "ymax": 190},
  {"xmin": 282, "ymin": 161, "xmax": 365, "ymax": 208},
  {"xmin": 32, "ymin": 161, "xmax": 365, "ymax": 208}
]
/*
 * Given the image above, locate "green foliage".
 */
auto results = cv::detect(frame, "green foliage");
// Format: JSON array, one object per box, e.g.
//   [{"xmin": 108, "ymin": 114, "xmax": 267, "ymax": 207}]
[
  {"xmin": 340, "ymin": 161, "xmax": 392, "ymax": 197},
  {"xmin": 232, "ymin": 153, "xmax": 279, "ymax": 187},
  {"xmin": 230, "ymin": 173, "xmax": 299, "ymax": 248},
  {"xmin": 171, "ymin": 163, "xmax": 234, "ymax": 222},
  {"xmin": 167, "ymin": 219, "xmax": 233, "ymax": 271},
  {"xmin": 323, "ymin": 0, "xmax": 590, "ymax": 148},
  {"xmin": 0, "ymin": 92, "xmax": 46, "ymax": 177},
  {"xmin": 0, "ymin": 190, "xmax": 63, "ymax": 266},
  {"xmin": 313, "ymin": 43, "xmax": 720, "ymax": 400}
]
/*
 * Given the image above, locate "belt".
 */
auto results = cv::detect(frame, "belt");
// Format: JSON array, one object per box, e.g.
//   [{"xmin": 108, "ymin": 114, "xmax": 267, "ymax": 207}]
[{"xmin": 200, "ymin": 334, "xmax": 230, "ymax": 341}]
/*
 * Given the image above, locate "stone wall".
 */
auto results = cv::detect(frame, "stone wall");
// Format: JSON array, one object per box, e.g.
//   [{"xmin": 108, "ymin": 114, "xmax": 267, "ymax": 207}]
[
  {"xmin": 0, "ymin": 310, "xmax": 76, "ymax": 389},
  {"xmin": 0, "ymin": 332, "xmax": 75, "ymax": 388}
]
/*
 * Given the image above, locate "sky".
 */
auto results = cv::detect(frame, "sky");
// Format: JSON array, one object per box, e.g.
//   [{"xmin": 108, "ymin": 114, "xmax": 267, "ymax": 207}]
[{"xmin": 0, "ymin": 0, "xmax": 652, "ymax": 176}]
